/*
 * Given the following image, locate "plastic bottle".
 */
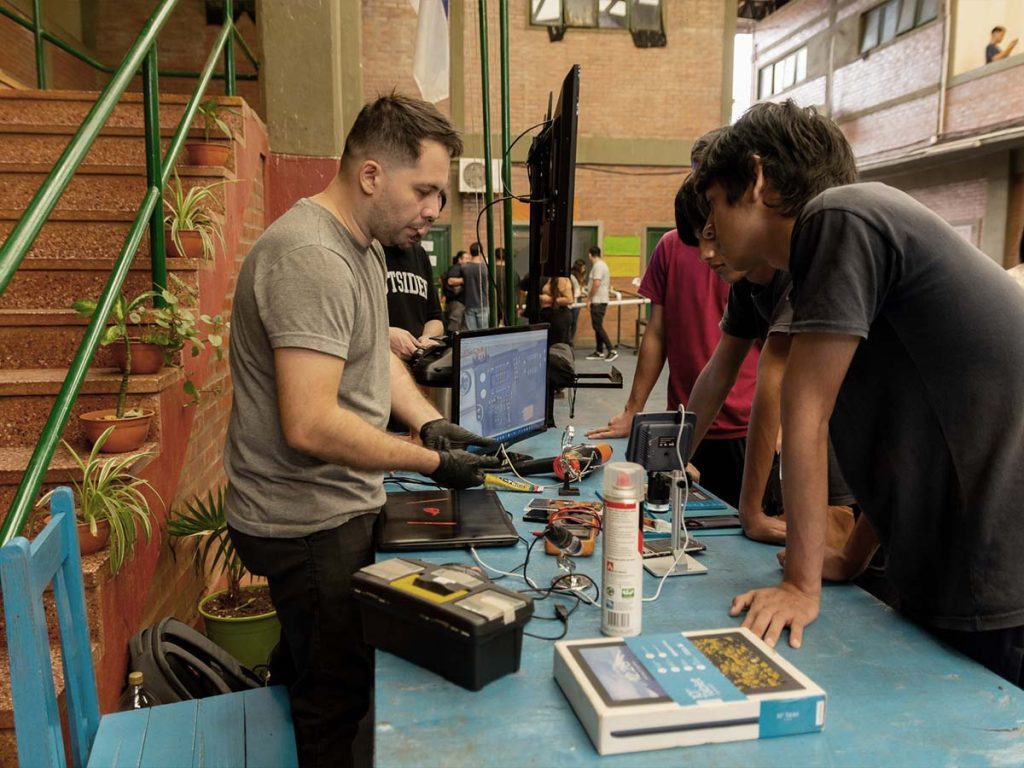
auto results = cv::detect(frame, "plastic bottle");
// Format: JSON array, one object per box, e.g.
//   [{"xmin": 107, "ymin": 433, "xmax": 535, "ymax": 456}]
[
  {"xmin": 601, "ymin": 462, "xmax": 646, "ymax": 637},
  {"xmin": 116, "ymin": 671, "xmax": 159, "ymax": 710}
]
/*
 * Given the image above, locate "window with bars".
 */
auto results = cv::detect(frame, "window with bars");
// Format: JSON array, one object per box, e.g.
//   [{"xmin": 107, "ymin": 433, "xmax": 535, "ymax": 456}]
[
  {"xmin": 530, "ymin": 0, "xmax": 665, "ymax": 46},
  {"xmin": 859, "ymin": 0, "xmax": 938, "ymax": 55},
  {"xmin": 757, "ymin": 46, "xmax": 807, "ymax": 98}
]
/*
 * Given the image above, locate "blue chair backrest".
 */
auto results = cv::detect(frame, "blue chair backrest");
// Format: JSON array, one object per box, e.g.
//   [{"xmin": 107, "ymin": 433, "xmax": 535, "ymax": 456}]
[{"xmin": 0, "ymin": 487, "xmax": 101, "ymax": 768}]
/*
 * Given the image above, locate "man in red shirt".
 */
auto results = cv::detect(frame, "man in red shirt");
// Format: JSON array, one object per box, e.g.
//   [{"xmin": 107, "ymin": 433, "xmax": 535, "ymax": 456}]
[{"xmin": 588, "ymin": 137, "xmax": 758, "ymax": 507}]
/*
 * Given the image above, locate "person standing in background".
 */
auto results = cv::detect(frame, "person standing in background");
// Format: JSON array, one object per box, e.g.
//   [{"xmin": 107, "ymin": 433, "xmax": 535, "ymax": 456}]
[
  {"xmin": 585, "ymin": 246, "xmax": 617, "ymax": 362},
  {"xmin": 569, "ymin": 258, "xmax": 586, "ymax": 345},
  {"xmin": 461, "ymin": 242, "xmax": 490, "ymax": 330},
  {"xmin": 443, "ymin": 250, "xmax": 466, "ymax": 332}
]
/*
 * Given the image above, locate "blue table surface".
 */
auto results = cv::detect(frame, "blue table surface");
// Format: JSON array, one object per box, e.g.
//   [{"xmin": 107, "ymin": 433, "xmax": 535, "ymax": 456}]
[{"xmin": 375, "ymin": 432, "xmax": 1024, "ymax": 767}]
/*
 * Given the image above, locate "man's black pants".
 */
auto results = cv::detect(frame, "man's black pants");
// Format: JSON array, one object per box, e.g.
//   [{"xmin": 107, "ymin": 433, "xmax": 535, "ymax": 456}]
[
  {"xmin": 589, "ymin": 302, "xmax": 613, "ymax": 354},
  {"xmin": 229, "ymin": 514, "xmax": 376, "ymax": 768},
  {"xmin": 690, "ymin": 436, "xmax": 746, "ymax": 509}
]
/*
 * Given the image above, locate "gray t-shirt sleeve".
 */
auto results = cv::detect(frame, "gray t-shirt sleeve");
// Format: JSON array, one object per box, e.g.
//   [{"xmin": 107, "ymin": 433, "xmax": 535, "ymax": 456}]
[{"xmin": 253, "ymin": 245, "xmax": 357, "ymax": 358}]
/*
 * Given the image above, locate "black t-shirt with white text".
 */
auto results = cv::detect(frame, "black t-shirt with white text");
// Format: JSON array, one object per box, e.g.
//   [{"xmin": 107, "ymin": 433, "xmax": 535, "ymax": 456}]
[
  {"xmin": 789, "ymin": 182, "xmax": 1024, "ymax": 631},
  {"xmin": 383, "ymin": 244, "xmax": 442, "ymax": 336}
]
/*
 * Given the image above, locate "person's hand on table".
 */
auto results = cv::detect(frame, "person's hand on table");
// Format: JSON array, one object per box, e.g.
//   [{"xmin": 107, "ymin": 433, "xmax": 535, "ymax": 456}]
[
  {"xmin": 729, "ymin": 582, "xmax": 820, "ymax": 649},
  {"xmin": 419, "ymin": 418, "xmax": 498, "ymax": 452},
  {"xmin": 586, "ymin": 409, "xmax": 634, "ymax": 439},
  {"xmin": 429, "ymin": 449, "xmax": 503, "ymax": 489},
  {"xmin": 389, "ymin": 327, "xmax": 424, "ymax": 360},
  {"xmin": 739, "ymin": 506, "xmax": 787, "ymax": 545}
]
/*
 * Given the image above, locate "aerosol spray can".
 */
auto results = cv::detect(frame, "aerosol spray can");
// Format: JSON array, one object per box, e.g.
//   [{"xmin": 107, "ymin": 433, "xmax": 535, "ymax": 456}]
[{"xmin": 601, "ymin": 462, "xmax": 646, "ymax": 637}]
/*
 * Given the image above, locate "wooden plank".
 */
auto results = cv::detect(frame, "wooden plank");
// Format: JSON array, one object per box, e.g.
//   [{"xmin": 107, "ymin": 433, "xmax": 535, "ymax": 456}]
[
  {"xmin": 242, "ymin": 687, "xmax": 298, "ymax": 768},
  {"xmin": 194, "ymin": 693, "xmax": 245, "ymax": 768},
  {"xmin": 87, "ymin": 709, "xmax": 149, "ymax": 768},
  {"xmin": 139, "ymin": 700, "xmax": 199, "ymax": 768}
]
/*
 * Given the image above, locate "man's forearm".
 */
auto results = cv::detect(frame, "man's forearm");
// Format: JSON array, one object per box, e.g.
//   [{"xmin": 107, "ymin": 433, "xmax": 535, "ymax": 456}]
[
  {"xmin": 389, "ymin": 353, "xmax": 442, "ymax": 433},
  {"xmin": 688, "ymin": 335, "xmax": 753, "ymax": 457},
  {"xmin": 624, "ymin": 312, "xmax": 667, "ymax": 413},
  {"xmin": 422, "ymin": 319, "xmax": 444, "ymax": 339},
  {"xmin": 737, "ymin": 335, "xmax": 788, "ymax": 517}
]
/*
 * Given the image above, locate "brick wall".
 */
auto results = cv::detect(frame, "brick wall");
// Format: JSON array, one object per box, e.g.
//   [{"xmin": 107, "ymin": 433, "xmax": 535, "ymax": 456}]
[
  {"xmin": 0, "ymin": 3, "xmax": 261, "ymax": 112},
  {"xmin": 753, "ymin": 0, "xmax": 828, "ymax": 55},
  {"xmin": 945, "ymin": 63, "xmax": 1024, "ymax": 135},
  {"xmin": 359, "ymin": 0, "xmax": 719, "ymax": 319},
  {"xmin": 839, "ymin": 92, "xmax": 939, "ymax": 158}
]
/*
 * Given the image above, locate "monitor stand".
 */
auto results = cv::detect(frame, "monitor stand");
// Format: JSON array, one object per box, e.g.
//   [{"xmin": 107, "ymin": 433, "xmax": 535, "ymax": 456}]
[{"xmin": 642, "ymin": 469, "xmax": 707, "ymax": 578}]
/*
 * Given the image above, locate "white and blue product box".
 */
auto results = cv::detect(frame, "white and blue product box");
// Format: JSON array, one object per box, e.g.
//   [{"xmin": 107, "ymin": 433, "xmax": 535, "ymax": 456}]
[{"xmin": 553, "ymin": 627, "xmax": 826, "ymax": 755}]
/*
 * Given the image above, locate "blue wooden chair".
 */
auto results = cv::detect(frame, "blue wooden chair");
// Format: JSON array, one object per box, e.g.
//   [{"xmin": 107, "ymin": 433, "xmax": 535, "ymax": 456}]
[{"xmin": 0, "ymin": 486, "xmax": 298, "ymax": 768}]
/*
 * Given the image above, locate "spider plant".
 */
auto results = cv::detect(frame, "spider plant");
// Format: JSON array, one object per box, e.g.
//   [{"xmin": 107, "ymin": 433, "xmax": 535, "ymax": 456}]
[
  {"xmin": 167, "ymin": 486, "xmax": 248, "ymax": 605},
  {"xmin": 164, "ymin": 172, "xmax": 225, "ymax": 260},
  {"xmin": 37, "ymin": 427, "xmax": 158, "ymax": 575},
  {"xmin": 196, "ymin": 99, "xmax": 239, "ymax": 142}
]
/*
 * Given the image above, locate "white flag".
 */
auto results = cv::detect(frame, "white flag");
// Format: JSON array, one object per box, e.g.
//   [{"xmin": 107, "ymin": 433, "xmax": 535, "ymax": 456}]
[{"xmin": 410, "ymin": 0, "xmax": 450, "ymax": 103}]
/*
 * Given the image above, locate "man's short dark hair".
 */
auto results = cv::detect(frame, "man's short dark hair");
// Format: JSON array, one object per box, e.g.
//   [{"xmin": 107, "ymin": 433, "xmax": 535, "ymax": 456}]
[
  {"xmin": 342, "ymin": 93, "xmax": 463, "ymax": 170},
  {"xmin": 588, "ymin": 246, "xmax": 601, "ymax": 258},
  {"xmin": 993, "ymin": 26, "xmax": 1005, "ymax": 34},
  {"xmin": 675, "ymin": 177, "xmax": 707, "ymax": 248},
  {"xmin": 693, "ymin": 100, "xmax": 857, "ymax": 218},
  {"xmin": 469, "ymin": 242, "xmax": 482, "ymax": 257}
]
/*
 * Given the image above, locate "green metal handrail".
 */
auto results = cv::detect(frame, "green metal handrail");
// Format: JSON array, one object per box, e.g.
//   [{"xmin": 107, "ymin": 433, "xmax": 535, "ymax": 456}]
[
  {"xmin": 0, "ymin": 0, "xmax": 252, "ymax": 545},
  {"xmin": 0, "ymin": 2, "xmax": 258, "ymax": 85}
]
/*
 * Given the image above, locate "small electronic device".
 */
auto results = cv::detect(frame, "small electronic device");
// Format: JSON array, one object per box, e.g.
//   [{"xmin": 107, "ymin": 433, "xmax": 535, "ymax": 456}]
[
  {"xmin": 451, "ymin": 324, "xmax": 551, "ymax": 450},
  {"xmin": 411, "ymin": 343, "xmax": 453, "ymax": 386},
  {"xmin": 544, "ymin": 522, "xmax": 597, "ymax": 558},
  {"xmin": 641, "ymin": 537, "xmax": 706, "ymax": 558},
  {"xmin": 625, "ymin": 411, "xmax": 697, "ymax": 472},
  {"xmin": 523, "ymin": 508, "xmax": 551, "ymax": 523},
  {"xmin": 353, "ymin": 558, "xmax": 533, "ymax": 691}
]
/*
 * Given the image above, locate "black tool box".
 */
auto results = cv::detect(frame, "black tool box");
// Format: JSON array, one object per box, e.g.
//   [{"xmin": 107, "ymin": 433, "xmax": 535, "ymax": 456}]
[{"xmin": 353, "ymin": 557, "xmax": 533, "ymax": 691}]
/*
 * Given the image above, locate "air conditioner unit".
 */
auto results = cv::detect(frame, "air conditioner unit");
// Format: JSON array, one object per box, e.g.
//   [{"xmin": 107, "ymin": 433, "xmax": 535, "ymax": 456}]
[{"xmin": 458, "ymin": 158, "xmax": 504, "ymax": 194}]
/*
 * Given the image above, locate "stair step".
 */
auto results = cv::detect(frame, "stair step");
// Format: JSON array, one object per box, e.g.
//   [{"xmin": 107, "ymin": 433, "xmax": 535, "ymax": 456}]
[
  {"xmin": 0, "ymin": 89, "xmax": 245, "ymax": 137},
  {"xmin": 0, "ymin": 365, "xmax": 171, "ymax": 447},
  {"xmin": 0, "ymin": 257, "xmax": 200, "ymax": 312},
  {"xmin": 0, "ymin": 213, "xmax": 146, "ymax": 260},
  {"xmin": 0, "ymin": 164, "xmax": 231, "ymax": 216},
  {"xmin": 0, "ymin": 124, "xmax": 233, "ymax": 169}
]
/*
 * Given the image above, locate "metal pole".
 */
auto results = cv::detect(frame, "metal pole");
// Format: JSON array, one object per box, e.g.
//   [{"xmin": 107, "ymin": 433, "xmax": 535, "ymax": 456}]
[
  {"xmin": 224, "ymin": 0, "xmax": 237, "ymax": 96},
  {"xmin": 142, "ymin": 47, "xmax": 168, "ymax": 304},
  {"xmin": 499, "ymin": 0, "xmax": 515, "ymax": 325},
  {"xmin": 477, "ymin": 0, "xmax": 497, "ymax": 325},
  {"xmin": 32, "ymin": 0, "xmax": 46, "ymax": 88}
]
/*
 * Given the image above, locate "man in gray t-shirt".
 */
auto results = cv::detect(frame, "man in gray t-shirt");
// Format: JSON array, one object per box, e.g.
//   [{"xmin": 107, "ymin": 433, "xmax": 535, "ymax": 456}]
[
  {"xmin": 585, "ymin": 246, "xmax": 617, "ymax": 361},
  {"xmin": 224, "ymin": 94, "xmax": 498, "ymax": 767}
]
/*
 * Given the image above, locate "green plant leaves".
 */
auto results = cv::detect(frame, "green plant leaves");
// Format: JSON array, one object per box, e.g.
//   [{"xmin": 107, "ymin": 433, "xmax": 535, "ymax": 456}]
[
  {"xmin": 36, "ymin": 428, "xmax": 158, "ymax": 576},
  {"xmin": 167, "ymin": 487, "xmax": 248, "ymax": 599}
]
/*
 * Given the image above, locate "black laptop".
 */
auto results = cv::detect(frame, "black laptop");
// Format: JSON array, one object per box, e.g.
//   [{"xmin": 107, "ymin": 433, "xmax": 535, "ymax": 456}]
[{"xmin": 375, "ymin": 489, "xmax": 519, "ymax": 551}]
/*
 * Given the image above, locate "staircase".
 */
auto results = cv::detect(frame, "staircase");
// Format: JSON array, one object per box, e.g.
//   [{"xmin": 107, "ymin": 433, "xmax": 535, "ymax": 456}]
[{"xmin": 0, "ymin": 87, "xmax": 268, "ymax": 764}]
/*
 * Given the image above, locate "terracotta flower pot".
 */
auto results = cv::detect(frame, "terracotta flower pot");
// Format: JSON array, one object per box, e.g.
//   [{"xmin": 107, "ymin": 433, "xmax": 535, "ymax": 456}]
[
  {"xmin": 78, "ymin": 518, "xmax": 111, "ymax": 556},
  {"xmin": 184, "ymin": 142, "xmax": 230, "ymax": 167},
  {"xmin": 111, "ymin": 341, "xmax": 165, "ymax": 375},
  {"xmin": 165, "ymin": 229, "xmax": 206, "ymax": 259},
  {"xmin": 79, "ymin": 409, "xmax": 154, "ymax": 453}
]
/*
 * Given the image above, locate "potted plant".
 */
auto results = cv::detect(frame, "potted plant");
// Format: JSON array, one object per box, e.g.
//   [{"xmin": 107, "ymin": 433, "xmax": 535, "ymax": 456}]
[
  {"xmin": 72, "ymin": 291, "xmax": 158, "ymax": 452},
  {"xmin": 167, "ymin": 487, "xmax": 279, "ymax": 671},
  {"xmin": 184, "ymin": 99, "xmax": 237, "ymax": 166},
  {"xmin": 164, "ymin": 173, "xmax": 225, "ymax": 260},
  {"xmin": 143, "ymin": 274, "xmax": 227, "ymax": 404},
  {"xmin": 37, "ymin": 427, "xmax": 157, "ymax": 573},
  {"xmin": 73, "ymin": 277, "xmax": 227, "ymax": 410}
]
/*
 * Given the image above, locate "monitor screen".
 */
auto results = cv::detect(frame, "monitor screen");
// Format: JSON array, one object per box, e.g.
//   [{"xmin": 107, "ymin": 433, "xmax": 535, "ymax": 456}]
[{"xmin": 451, "ymin": 325, "xmax": 550, "ymax": 447}]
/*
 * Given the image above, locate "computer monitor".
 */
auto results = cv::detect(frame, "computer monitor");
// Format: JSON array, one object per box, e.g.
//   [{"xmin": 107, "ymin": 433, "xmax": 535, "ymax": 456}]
[
  {"xmin": 525, "ymin": 65, "xmax": 580, "ymax": 323},
  {"xmin": 451, "ymin": 325, "xmax": 551, "ymax": 447}
]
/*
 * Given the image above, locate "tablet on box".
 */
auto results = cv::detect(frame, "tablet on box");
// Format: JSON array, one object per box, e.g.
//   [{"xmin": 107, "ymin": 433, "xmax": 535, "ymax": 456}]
[
  {"xmin": 554, "ymin": 628, "xmax": 826, "ymax": 755},
  {"xmin": 375, "ymin": 489, "xmax": 518, "ymax": 551}
]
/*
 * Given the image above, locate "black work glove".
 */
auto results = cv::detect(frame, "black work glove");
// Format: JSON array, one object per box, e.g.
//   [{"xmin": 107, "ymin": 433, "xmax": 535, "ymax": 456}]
[
  {"xmin": 429, "ymin": 450, "xmax": 503, "ymax": 489},
  {"xmin": 419, "ymin": 418, "xmax": 499, "ymax": 452}
]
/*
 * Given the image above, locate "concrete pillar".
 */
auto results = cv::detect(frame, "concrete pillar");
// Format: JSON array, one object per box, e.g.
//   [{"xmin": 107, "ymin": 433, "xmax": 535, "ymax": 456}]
[{"xmin": 257, "ymin": 0, "xmax": 363, "ymax": 221}]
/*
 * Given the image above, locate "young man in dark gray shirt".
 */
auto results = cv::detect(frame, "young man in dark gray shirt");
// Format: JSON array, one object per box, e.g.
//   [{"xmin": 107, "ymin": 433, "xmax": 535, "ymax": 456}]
[
  {"xmin": 225, "ymin": 95, "xmax": 498, "ymax": 766},
  {"xmin": 696, "ymin": 100, "xmax": 1024, "ymax": 687}
]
